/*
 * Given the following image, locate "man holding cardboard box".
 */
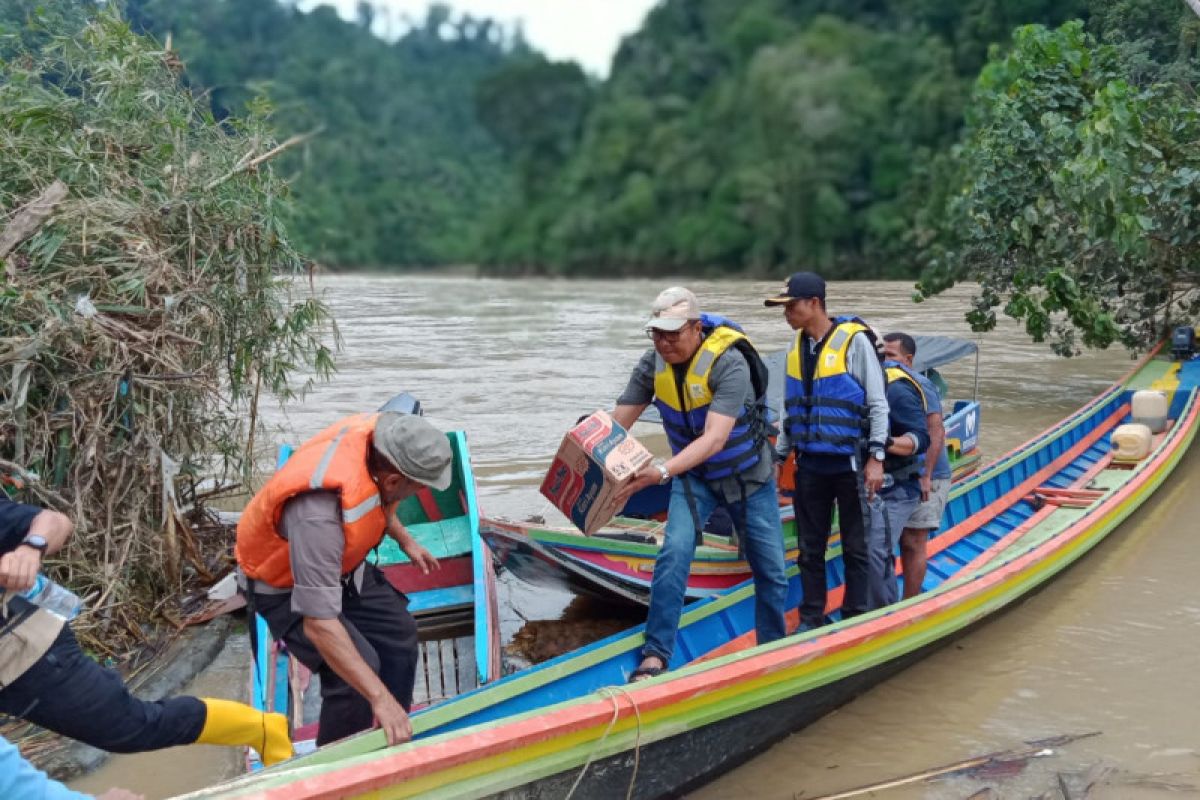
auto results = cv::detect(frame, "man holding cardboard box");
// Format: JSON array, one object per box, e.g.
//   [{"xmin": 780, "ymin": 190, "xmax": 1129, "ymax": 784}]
[{"xmin": 611, "ymin": 287, "xmax": 788, "ymax": 682}]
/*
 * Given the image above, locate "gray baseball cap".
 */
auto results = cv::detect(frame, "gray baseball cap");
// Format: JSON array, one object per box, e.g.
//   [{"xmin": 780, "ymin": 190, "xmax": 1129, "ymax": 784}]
[
  {"xmin": 646, "ymin": 286, "xmax": 701, "ymax": 332},
  {"xmin": 372, "ymin": 413, "xmax": 453, "ymax": 491}
]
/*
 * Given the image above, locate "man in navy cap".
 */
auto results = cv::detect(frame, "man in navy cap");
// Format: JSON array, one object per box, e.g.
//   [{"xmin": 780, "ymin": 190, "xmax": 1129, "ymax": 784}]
[{"xmin": 766, "ymin": 273, "xmax": 889, "ymax": 630}]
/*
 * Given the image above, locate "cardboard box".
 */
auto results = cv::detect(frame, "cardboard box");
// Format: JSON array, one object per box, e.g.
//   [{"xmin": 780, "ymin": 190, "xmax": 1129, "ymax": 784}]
[{"xmin": 540, "ymin": 411, "xmax": 654, "ymax": 535}]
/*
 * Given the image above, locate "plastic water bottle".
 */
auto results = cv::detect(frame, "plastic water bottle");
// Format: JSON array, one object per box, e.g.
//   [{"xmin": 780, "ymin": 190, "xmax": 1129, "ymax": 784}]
[{"xmin": 20, "ymin": 574, "xmax": 83, "ymax": 621}]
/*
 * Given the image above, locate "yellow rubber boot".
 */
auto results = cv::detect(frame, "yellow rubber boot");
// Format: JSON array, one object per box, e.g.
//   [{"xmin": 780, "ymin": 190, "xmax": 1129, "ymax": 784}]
[{"xmin": 196, "ymin": 697, "xmax": 294, "ymax": 766}]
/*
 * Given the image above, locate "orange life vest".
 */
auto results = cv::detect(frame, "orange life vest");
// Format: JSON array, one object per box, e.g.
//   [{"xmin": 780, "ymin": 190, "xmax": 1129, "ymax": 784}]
[{"xmin": 236, "ymin": 413, "xmax": 388, "ymax": 588}]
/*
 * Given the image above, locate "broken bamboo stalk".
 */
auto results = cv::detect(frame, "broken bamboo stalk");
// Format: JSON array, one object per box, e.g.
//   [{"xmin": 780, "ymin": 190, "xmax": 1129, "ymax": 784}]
[
  {"xmin": 203, "ymin": 128, "xmax": 323, "ymax": 191},
  {"xmin": 0, "ymin": 180, "xmax": 69, "ymax": 274}
]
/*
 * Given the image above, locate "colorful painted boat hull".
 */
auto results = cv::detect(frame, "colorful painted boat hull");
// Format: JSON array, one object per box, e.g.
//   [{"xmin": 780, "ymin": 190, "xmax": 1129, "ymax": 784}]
[
  {"xmin": 482, "ymin": 516, "xmax": 800, "ymax": 604},
  {"xmin": 201, "ymin": 349, "xmax": 1198, "ymax": 799}
]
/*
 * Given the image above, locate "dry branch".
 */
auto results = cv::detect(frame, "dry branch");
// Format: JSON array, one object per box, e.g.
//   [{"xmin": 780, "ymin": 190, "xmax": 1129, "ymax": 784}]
[
  {"xmin": 203, "ymin": 127, "xmax": 323, "ymax": 192},
  {"xmin": 0, "ymin": 180, "xmax": 69, "ymax": 274},
  {"xmin": 806, "ymin": 732, "xmax": 1102, "ymax": 800}
]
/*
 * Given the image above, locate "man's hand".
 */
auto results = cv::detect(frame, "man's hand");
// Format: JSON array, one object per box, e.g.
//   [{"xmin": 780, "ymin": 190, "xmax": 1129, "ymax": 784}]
[
  {"xmin": 863, "ymin": 459, "xmax": 884, "ymax": 500},
  {"xmin": 303, "ymin": 616, "xmax": 411, "ymax": 747},
  {"xmin": 919, "ymin": 474, "xmax": 932, "ymax": 502},
  {"xmin": 399, "ymin": 540, "xmax": 439, "ymax": 575},
  {"xmin": 0, "ymin": 545, "xmax": 42, "ymax": 592},
  {"xmin": 615, "ymin": 465, "xmax": 661, "ymax": 507},
  {"xmin": 386, "ymin": 510, "xmax": 439, "ymax": 574},
  {"xmin": 372, "ymin": 692, "xmax": 414, "ymax": 746}
]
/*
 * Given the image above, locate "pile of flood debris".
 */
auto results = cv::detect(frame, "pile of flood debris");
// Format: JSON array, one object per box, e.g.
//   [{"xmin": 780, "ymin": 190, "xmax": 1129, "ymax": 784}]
[{"xmin": 0, "ymin": 7, "xmax": 333, "ymax": 658}]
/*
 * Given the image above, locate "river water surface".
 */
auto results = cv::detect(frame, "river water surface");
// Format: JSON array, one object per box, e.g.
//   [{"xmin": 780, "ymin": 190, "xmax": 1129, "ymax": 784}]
[{"xmin": 71, "ymin": 276, "xmax": 1198, "ymax": 798}]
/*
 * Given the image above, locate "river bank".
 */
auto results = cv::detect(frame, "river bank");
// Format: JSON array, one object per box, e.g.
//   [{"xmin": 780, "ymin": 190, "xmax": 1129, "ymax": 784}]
[{"xmin": 68, "ymin": 623, "xmax": 249, "ymax": 796}]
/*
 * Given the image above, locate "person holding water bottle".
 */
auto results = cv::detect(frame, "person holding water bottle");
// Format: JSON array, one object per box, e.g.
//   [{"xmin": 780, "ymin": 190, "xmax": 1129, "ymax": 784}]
[{"xmin": 0, "ymin": 494, "xmax": 293, "ymax": 766}]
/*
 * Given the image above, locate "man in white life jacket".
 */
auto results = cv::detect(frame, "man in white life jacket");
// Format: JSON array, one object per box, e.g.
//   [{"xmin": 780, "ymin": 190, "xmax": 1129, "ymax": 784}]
[{"xmin": 613, "ymin": 287, "xmax": 788, "ymax": 682}]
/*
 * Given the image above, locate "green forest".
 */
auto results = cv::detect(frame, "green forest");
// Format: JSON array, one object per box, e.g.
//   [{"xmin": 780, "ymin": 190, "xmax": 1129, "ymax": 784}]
[
  {"xmin": 476, "ymin": 0, "xmax": 1197, "ymax": 281},
  {"xmin": 2, "ymin": 0, "xmax": 1198, "ymax": 348}
]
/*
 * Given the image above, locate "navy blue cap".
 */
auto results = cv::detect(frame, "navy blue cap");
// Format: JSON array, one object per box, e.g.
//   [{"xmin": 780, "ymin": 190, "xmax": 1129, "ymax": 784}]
[{"xmin": 763, "ymin": 272, "xmax": 826, "ymax": 306}]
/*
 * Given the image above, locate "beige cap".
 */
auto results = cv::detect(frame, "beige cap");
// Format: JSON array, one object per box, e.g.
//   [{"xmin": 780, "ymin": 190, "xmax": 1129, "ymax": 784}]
[
  {"xmin": 645, "ymin": 286, "xmax": 700, "ymax": 332},
  {"xmin": 372, "ymin": 413, "xmax": 453, "ymax": 491}
]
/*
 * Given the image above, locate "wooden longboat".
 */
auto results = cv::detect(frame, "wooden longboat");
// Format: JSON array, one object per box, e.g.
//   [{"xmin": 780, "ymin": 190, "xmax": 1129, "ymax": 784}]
[
  {"xmin": 248, "ymin": 428, "xmax": 501, "ymax": 759},
  {"xmin": 203, "ymin": 346, "xmax": 1197, "ymax": 798},
  {"xmin": 481, "ymin": 396, "xmax": 981, "ymax": 606}
]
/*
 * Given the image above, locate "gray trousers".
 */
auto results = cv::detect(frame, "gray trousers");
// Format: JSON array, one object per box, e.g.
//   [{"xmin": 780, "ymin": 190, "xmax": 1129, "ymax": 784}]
[
  {"xmin": 866, "ymin": 483, "xmax": 923, "ymax": 610},
  {"xmin": 252, "ymin": 563, "xmax": 418, "ymax": 745}
]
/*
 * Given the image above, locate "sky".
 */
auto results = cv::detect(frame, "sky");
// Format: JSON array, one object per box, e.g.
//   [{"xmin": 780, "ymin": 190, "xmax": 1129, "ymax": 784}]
[{"xmin": 295, "ymin": 0, "xmax": 659, "ymax": 76}]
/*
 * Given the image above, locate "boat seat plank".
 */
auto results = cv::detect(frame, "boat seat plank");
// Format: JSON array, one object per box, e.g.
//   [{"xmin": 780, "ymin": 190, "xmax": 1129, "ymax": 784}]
[
  {"xmin": 440, "ymin": 638, "xmax": 457, "ymax": 701},
  {"xmin": 374, "ymin": 516, "xmax": 474, "ymax": 562},
  {"xmin": 408, "ymin": 585, "xmax": 475, "ymax": 613},
  {"xmin": 456, "ymin": 635, "xmax": 479, "ymax": 693}
]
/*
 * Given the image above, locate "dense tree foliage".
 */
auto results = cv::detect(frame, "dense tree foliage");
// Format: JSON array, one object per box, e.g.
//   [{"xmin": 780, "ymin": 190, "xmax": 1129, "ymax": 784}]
[
  {"xmin": 476, "ymin": 0, "xmax": 1102, "ymax": 276},
  {"xmin": 918, "ymin": 11, "xmax": 1200, "ymax": 353},
  {"xmin": 5, "ymin": 0, "xmax": 1198, "ymax": 326},
  {"xmin": 118, "ymin": 0, "xmax": 523, "ymax": 268}
]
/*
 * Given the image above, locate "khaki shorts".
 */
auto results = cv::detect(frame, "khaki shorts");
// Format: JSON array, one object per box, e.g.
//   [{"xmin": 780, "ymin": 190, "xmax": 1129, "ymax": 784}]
[{"xmin": 905, "ymin": 478, "xmax": 951, "ymax": 530}]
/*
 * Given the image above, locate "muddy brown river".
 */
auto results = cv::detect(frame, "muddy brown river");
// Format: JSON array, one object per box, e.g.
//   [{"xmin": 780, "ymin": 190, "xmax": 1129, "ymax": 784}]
[{"xmin": 71, "ymin": 276, "xmax": 1198, "ymax": 798}]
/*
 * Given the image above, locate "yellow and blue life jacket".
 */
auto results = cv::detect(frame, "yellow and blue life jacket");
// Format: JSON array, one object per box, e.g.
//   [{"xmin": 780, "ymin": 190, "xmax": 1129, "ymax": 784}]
[
  {"xmin": 881, "ymin": 359, "xmax": 928, "ymax": 480},
  {"xmin": 784, "ymin": 315, "xmax": 876, "ymax": 456},
  {"xmin": 652, "ymin": 313, "xmax": 769, "ymax": 482}
]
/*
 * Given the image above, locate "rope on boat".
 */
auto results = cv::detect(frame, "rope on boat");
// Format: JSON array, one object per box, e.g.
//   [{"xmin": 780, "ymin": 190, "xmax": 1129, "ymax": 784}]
[{"xmin": 564, "ymin": 685, "xmax": 645, "ymax": 800}]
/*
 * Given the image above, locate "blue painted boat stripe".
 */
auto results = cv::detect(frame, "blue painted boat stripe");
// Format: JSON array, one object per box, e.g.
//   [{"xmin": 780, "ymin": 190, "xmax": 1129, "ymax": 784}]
[
  {"xmin": 273, "ymin": 651, "xmax": 289, "ymax": 716},
  {"xmin": 409, "ymin": 585, "xmax": 474, "ymax": 612}
]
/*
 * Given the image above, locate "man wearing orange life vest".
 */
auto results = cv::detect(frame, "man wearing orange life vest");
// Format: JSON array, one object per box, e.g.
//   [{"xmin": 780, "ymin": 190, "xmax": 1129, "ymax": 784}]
[{"xmin": 236, "ymin": 412, "xmax": 448, "ymax": 746}]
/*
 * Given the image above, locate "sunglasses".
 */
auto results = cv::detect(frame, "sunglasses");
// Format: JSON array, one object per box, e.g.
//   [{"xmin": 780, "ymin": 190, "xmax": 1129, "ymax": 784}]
[{"xmin": 646, "ymin": 321, "xmax": 698, "ymax": 342}]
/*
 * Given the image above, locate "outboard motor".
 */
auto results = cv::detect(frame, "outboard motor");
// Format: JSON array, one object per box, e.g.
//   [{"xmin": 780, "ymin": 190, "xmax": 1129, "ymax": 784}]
[
  {"xmin": 1171, "ymin": 326, "xmax": 1196, "ymax": 361},
  {"xmin": 377, "ymin": 391, "xmax": 423, "ymax": 416}
]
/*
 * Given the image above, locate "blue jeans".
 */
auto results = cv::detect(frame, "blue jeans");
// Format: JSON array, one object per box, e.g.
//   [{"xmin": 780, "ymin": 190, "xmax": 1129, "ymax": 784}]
[
  {"xmin": 643, "ymin": 476, "xmax": 789, "ymax": 663},
  {"xmin": 866, "ymin": 482, "xmax": 922, "ymax": 610}
]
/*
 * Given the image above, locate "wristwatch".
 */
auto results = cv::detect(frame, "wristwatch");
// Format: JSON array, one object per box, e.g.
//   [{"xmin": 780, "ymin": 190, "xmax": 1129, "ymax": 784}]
[
  {"xmin": 654, "ymin": 462, "xmax": 671, "ymax": 485},
  {"xmin": 19, "ymin": 534, "xmax": 48, "ymax": 554}
]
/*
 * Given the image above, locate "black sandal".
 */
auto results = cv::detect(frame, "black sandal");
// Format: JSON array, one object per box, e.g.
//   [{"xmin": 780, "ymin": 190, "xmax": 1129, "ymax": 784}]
[{"xmin": 628, "ymin": 660, "xmax": 667, "ymax": 683}]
